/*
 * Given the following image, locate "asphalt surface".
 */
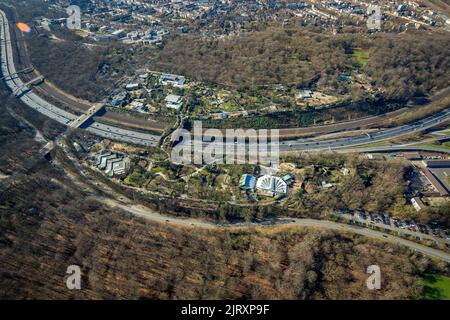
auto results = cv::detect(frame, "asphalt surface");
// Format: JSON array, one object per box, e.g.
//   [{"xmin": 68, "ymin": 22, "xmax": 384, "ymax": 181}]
[
  {"xmin": 333, "ymin": 145, "xmax": 450, "ymax": 155},
  {"xmin": 4, "ymin": 5, "xmax": 166, "ymax": 133},
  {"xmin": 5, "ymin": 5, "xmax": 450, "ymax": 141},
  {"xmin": 0, "ymin": 10, "xmax": 159, "ymax": 146},
  {"xmin": 2, "ymin": 9, "xmax": 450, "ymax": 151},
  {"xmin": 101, "ymin": 198, "xmax": 450, "ymax": 263},
  {"xmin": 278, "ymin": 109, "xmax": 450, "ymax": 152}
]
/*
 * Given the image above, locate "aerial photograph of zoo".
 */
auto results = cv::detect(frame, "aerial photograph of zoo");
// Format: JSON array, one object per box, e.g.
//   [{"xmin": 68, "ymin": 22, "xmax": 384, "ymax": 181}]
[{"xmin": 0, "ymin": 0, "xmax": 449, "ymax": 311}]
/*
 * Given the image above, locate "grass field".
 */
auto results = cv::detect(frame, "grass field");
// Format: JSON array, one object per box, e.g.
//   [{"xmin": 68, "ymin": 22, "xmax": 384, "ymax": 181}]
[
  {"xmin": 416, "ymin": 141, "xmax": 450, "ymax": 151},
  {"xmin": 124, "ymin": 172, "xmax": 147, "ymax": 187},
  {"xmin": 422, "ymin": 273, "xmax": 450, "ymax": 300},
  {"xmin": 338, "ymin": 140, "xmax": 392, "ymax": 149},
  {"xmin": 352, "ymin": 49, "xmax": 370, "ymax": 68}
]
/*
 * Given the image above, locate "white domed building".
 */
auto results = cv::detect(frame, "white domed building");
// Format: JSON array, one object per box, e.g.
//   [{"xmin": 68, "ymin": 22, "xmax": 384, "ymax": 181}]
[{"xmin": 256, "ymin": 175, "xmax": 288, "ymax": 197}]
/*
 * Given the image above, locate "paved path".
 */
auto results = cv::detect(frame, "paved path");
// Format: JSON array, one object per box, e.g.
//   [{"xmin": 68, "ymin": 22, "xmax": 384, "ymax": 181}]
[
  {"xmin": 100, "ymin": 198, "xmax": 450, "ymax": 263},
  {"xmin": 4, "ymin": 6, "xmax": 450, "ymax": 142},
  {"xmin": 332, "ymin": 145, "xmax": 450, "ymax": 155},
  {"xmin": 0, "ymin": 9, "xmax": 159, "ymax": 146}
]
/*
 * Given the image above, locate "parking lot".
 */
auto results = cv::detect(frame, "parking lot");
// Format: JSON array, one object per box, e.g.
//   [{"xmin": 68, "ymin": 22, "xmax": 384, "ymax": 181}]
[{"xmin": 335, "ymin": 210, "xmax": 450, "ymax": 245}]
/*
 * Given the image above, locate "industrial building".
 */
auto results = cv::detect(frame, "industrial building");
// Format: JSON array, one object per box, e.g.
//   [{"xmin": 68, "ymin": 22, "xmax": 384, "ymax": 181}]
[{"xmin": 421, "ymin": 160, "xmax": 450, "ymax": 196}]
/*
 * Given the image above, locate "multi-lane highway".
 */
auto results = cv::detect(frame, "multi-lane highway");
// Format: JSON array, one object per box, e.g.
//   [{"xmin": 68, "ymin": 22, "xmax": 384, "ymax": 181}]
[
  {"xmin": 279, "ymin": 108, "xmax": 450, "ymax": 152},
  {"xmin": 1, "ymin": 9, "xmax": 450, "ymax": 151},
  {"xmin": 0, "ymin": 9, "xmax": 159, "ymax": 146}
]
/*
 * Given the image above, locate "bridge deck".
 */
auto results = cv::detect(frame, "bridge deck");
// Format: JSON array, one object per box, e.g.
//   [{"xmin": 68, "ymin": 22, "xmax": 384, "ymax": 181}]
[{"xmin": 70, "ymin": 103, "xmax": 105, "ymax": 129}]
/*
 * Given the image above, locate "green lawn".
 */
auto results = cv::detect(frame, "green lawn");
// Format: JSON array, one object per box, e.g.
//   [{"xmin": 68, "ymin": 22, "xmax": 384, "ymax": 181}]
[
  {"xmin": 221, "ymin": 100, "xmax": 239, "ymax": 112},
  {"xmin": 416, "ymin": 141, "xmax": 450, "ymax": 151},
  {"xmin": 352, "ymin": 49, "xmax": 370, "ymax": 67},
  {"xmin": 124, "ymin": 172, "xmax": 147, "ymax": 187},
  {"xmin": 436, "ymin": 126, "xmax": 450, "ymax": 135},
  {"xmin": 421, "ymin": 273, "xmax": 450, "ymax": 300},
  {"xmin": 335, "ymin": 140, "xmax": 392, "ymax": 149}
]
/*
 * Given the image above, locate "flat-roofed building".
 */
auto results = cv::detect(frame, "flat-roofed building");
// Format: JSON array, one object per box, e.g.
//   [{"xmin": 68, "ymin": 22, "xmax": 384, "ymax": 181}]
[
  {"xmin": 105, "ymin": 157, "xmax": 130, "ymax": 177},
  {"xmin": 125, "ymin": 83, "xmax": 141, "ymax": 91},
  {"xmin": 97, "ymin": 153, "xmax": 118, "ymax": 170},
  {"xmin": 96, "ymin": 151, "xmax": 130, "ymax": 177},
  {"xmin": 429, "ymin": 167, "xmax": 450, "ymax": 196},
  {"xmin": 423, "ymin": 160, "xmax": 450, "ymax": 168},
  {"xmin": 159, "ymin": 74, "xmax": 186, "ymax": 87},
  {"xmin": 422, "ymin": 168, "xmax": 449, "ymax": 197},
  {"xmin": 165, "ymin": 94, "xmax": 183, "ymax": 110},
  {"xmin": 96, "ymin": 151, "xmax": 112, "ymax": 166},
  {"xmin": 411, "ymin": 197, "xmax": 426, "ymax": 211}
]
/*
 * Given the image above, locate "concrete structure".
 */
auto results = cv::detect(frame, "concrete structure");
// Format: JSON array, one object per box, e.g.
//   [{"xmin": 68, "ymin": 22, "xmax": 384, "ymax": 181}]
[
  {"xmin": 421, "ymin": 160, "xmax": 450, "ymax": 196},
  {"xmin": 423, "ymin": 160, "xmax": 450, "ymax": 168},
  {"xmin": 403, "ymin": 152, "xmax": 422, "ymax": 160},
  {"xmin": 12, "ymin": 75, "xmax": 43, "ymax": 96},
  {"xmin": 256, "ymin": 175, "xmax": 287, "ymax": 197},
  {"xmin": 96, "ymin": 151, "xmax": 130, "ymax": 177},
  {"xmin": 165, "ymin": 94, "xmax": 183, "ymax": 110},
  {"xmin": 422, "ymin": 168, "xmax": 449, "ymax": 197},
  {"xmin": 0, "ymin": 9, "xmax": 158, "ymax": 147},
  {"xmin": 2, "ymin": 10, "xmax": 450, "ymax": 151},
  {"xmin": 412, "ymin": 197, "xmax": 426, "ymax": 211},
  {"xmin": 125, "ymin": 83, "xmax": 141, "ymax": 91},
  {"xmin": 70, "ymin": 103, "xmax": 104, "ymax": 129}
]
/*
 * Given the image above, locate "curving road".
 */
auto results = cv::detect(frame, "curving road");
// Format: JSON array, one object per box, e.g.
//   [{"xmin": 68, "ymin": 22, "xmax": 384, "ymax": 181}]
[
  {"xmin": 101, "ymin": 198, "xmax": 450, "ymax": 263},
  {"xmin": 0, "ymin": 9, "xmax": 159, "ymax": 146},
  {"xmin": 1, "ymin": 9, "xmax": 450, "ymax": 152},
  {"xmin": 278, "ymin": 109, "xmax": 450, "ymax": 152},
  {"xmin": 333, "ymin": 144, "xmax": 450, "ymax": 155}
]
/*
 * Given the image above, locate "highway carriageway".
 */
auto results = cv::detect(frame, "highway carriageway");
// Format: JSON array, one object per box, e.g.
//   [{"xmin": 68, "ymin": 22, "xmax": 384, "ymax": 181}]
[
  {"xmin": 183, "ymin": 109, "xmax": 450, "ymax": 152},
  {"xmin": 2, "ymin": 9, "xmax": 449, "ymax": 150},
  {"xmin": 278, "ymin": 108, "xmax": 450, "ymax": 152},
  {"xmin": 0, "ymin": 10, "xmax": 159, "ymax": 147}
]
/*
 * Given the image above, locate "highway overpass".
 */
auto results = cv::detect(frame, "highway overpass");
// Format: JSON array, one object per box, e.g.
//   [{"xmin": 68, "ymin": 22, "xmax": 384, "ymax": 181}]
[
  {"xmin": 1, "ymin": 9, "xmax": 449, "ymax": 151},
  {"xmin": 70, "ymin": 103, "xmax": 105, "ymax": 129},
  {"xmin": 0, "ymin": 9, "xmax": 159, "ymax": 147}
]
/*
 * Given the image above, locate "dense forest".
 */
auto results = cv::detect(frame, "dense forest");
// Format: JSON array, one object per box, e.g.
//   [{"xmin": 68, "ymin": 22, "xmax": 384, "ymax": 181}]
[
  {"xmin": 0, "ymin": 172, "xmax": 434, "ymax": 300},
  {"xmin": 365, "ymin": 31, "xmax": 450, "ymax": 100},
  {"xmin": 151, "ymin": 29, "xmax": 450, "ymax": 101},
  {"xmin": 0, "ymin": 85, "xmax": 446, "ymax": 300},
  {"xmin": 17, "ymin": 7, "xmax": 449, "ymax": 103}
]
